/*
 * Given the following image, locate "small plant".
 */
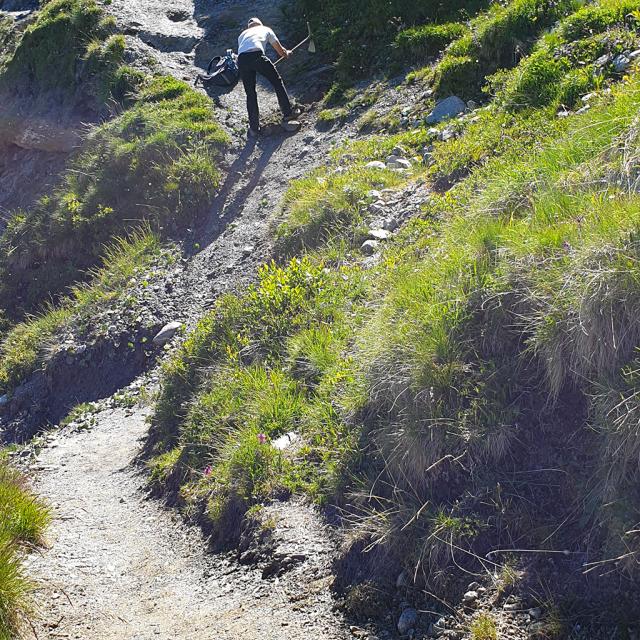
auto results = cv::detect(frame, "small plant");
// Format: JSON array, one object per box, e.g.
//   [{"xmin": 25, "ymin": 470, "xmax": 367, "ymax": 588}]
[{"xmin": 470, "ymin": 613, "xmax": 498, "ymax": 640}]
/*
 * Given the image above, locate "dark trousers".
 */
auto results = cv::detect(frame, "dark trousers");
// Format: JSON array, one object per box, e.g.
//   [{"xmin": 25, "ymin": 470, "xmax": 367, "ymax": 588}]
[{"xmin": 238, "ymin": 51, "xmax": 292, "ymax": 131}]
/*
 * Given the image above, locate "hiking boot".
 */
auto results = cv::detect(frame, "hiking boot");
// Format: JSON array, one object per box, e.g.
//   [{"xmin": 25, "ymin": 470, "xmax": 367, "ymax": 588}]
[{"xmin": 283, "ymin": 106, "xmax": 303, "ymax": 122}]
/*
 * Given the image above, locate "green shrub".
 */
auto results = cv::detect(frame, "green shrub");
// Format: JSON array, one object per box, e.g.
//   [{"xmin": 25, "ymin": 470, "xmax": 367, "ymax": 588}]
[{"xmin": 149, "ymin": 257, "xmax": 367, "ymax": 525}]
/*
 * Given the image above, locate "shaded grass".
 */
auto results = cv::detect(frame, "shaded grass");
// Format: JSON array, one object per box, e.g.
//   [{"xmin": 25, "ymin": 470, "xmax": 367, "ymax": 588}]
[{"xmin": 0, "ymin": 230, "xmax": 164, "ymax": 395}]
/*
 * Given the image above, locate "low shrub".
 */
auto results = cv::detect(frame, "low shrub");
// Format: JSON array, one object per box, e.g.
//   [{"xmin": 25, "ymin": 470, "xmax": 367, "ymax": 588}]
[
  {"xmin": 395, "ymin": 22, "xmax": 469, "ymax": 63},
  {"xmin": 149, "ymin": 257, "xmax": 368, "ymax": 532}
]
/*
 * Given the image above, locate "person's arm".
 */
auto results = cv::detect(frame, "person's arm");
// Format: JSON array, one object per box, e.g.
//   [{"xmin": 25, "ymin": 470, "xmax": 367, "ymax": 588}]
[{"xmin": 268, "ymin": 29, "xmax": 291, "ymax": 58}]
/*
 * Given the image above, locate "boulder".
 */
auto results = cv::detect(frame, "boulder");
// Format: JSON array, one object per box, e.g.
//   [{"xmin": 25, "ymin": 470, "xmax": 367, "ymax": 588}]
[
  {"xmin": 368, "ymin": 228, "xmax": 391, "ymax": 241},
  {"xmin": 383, "ymin": 217, "xmax": 398, "ymax": 232},
  {"xmin": 365, "ymin": 160, "xmax": 387, "ymax": 170},
  {"xmin": 153, "ymin": 321, "xmax": 182, "ymax": 346},
  {"xmin": 613, "ymin": 54, "xmax": 631, "ymax": 73},
  {"xmin": 426, "ymin": 96, "xmax": 466, "ymax": 124}
]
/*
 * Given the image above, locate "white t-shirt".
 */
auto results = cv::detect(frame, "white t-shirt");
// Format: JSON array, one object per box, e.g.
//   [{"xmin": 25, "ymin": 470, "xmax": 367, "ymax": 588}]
[{"xmin": 238, "ymin": 25, "xmax": 278, "ymax": 55}]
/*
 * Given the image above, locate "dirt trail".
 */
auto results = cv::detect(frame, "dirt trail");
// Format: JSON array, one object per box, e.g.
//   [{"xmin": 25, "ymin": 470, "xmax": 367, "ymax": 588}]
[
  {"xmin": 21, "ymin": 1, "xmax": 360, "ymax": 637},
  {"xmin": 27, "ymin": 406, "xmax": 350, "ymax": 639}
]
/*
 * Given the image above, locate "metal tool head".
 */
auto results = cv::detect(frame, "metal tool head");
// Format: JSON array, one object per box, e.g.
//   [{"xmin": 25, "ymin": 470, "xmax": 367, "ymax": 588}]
[{"xmin": 306, "ymin": 21, "xmax": 316, "ymax": 53}]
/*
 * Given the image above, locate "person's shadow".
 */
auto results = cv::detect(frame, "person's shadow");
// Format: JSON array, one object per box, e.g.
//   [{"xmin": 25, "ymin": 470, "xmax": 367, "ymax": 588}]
[{"xmin": 188, "ymin": 133, "xmax": 283, "ymax": 253}]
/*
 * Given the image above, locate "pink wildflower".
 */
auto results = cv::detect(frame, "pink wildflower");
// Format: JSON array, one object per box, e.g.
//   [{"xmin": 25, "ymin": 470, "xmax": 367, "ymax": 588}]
[
  {"xmin": 203, "ymin": 465, "xmax": 212, "ymax": 477},
  {"xmin": 257, "ymin": 433, "xmax": 268, "ymax": 445}
]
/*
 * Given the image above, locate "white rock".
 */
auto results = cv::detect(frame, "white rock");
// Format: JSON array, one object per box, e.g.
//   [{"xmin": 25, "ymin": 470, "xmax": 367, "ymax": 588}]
[
  {"xmin": 387, "ymin": 156, "xmax": 412, "ymax": 170},
  {"xmin": 383, "ymin": 218, "xmax": 398, "ymax": 231},
  {"xmin": 272, "ymin": 432, "xmax": 300, "ymax": 450},
  {"xmin": 365, "ymin": 161, "xmax": 387, "ymax": 170},
  {"xmin": 613, "ymin": 54, "xmax": 631, "ymax": 73},
  {"xmin": 367, "ymin": 189, "xmax": 382, "ymax": 200},
  {"xmin": 463, "ymin": 590, "xmax": 478, "ymax": 603},
  {"xmin": 361, "ymin": 239, "xmax": 379, "ymax": 255},
  {"xmin": 369, "ymin": 202, "xmax": 386, "ymax": 216},
  {"xmin": 153, "ymin": 321, "xmax": 182, "ymax": 345},
  {"xmin": 368, "ymin": 228, "xmax": 391, "ymax": 240},
  {"xmin": 426, "ymin": 95, "xmax": 466, "ymax": 124},
  {"xmin": 629, "ymin": 49, "xmax": 640, "ymax": 60}
]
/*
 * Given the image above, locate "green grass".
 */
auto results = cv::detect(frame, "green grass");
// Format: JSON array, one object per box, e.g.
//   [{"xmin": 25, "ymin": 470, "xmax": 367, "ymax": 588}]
[
  {"xmin": 0, "ymin": 0, "xmax": 129, "ymax": 109},
  {"xmin": 276, "ymin": 161, "xmax": 405, "ymax": 254},
  {"xmin": 0, "ymin": 75, "xmax": 227, "ymax": 319},
  {"xmin": 137, "ymin": 0, "xmax": 640, "ymax": 612},
  {"xmin": 291, "ymin": 0, "xmax": 490, "ymax": 80},
  {"xmin": 395, "ymin": 22, "xmax": 469, "ymax": 63},
  {"xmin": 148, "ymin": 257, "xmax": 368, "ymax": 538},
  {"xmin": 0, "ymin": 230, "xmax": 165, "ymax": 395},
  {"xmin": 470, "ymin": 614, "xmax": 498, "ymax": 640},
  {"xmin": 0, "ymin": 462, "xmax": 49, "ymax": 639}
]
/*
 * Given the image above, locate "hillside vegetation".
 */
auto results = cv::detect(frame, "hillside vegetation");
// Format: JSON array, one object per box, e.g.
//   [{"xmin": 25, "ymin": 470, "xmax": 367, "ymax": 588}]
[
  {"xmin": 0, "ymin": 0, "xmax": 227, "ymax": 396},
  {"xmin": 0, "ymin": 460, "xmax": 49, "ymax": 640},
  {"xmin": 148, "ymin": 0, "xmax": 640, "ymax": 631}
]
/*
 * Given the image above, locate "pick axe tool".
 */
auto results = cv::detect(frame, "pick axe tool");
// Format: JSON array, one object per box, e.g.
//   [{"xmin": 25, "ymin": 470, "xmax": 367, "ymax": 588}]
[{"xmin": 275, "ymin": 22, "xmax": 316, "ymax": 65}]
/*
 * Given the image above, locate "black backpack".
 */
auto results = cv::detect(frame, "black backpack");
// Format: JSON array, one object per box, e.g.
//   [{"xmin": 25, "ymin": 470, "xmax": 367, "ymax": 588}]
[{"xmin": 195, "ymin": 50, "xmax": 240, "ymax": 89}]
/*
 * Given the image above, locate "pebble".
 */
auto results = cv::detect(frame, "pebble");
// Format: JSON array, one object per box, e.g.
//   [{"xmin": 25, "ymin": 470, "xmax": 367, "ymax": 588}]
[
  {"xmin": 462, "ymin": 590, "xmax": 478, "ymax": 604},
  {"xmin": 152, "ymin": 321, "xmax": 182, "ymax": 346},
  {"xmin": 361, "ymin": 239, "xmax": 380, "ymax": 255},
  {"xmin": 368, "ymin": 228, "xmax": 391, "ymax": 241},
  {"xmin": 397, "ymin": 608, "xmax": 418, "ymax": 635}
]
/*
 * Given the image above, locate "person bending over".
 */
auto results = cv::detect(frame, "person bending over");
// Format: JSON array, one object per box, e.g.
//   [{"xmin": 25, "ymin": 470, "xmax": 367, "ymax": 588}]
[{"xmin": 237, "ymin": 17, "xmax": 299, "ymax": 137}]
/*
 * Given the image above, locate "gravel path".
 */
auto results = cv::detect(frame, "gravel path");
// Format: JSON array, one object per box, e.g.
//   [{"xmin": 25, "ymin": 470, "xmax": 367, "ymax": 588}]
[
  {"xmin": 20, "ymin": 1, "xmax": 360, "ymax": 637},
  {"xmin": 27, "ymin": 407, "xmax": 351, "ymax": 639}
]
